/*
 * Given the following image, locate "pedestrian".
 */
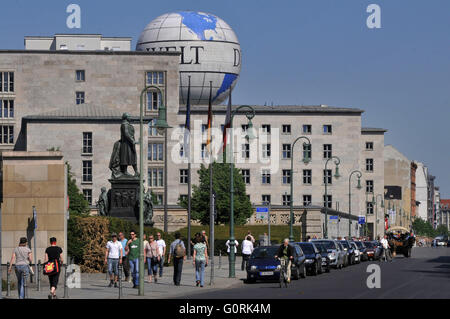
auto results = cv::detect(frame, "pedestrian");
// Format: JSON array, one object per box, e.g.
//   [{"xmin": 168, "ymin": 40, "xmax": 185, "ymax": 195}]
[
  {"xmin": 144, "ymin": 234, "xmax": 160, "ymax": 283},
  {"xmin": 105, "ymin": 233, "xmax": 123, "ymax": 288},
  {"xmin": 225, "ymin": 238, "xmax": 239, "ymax": 263},
  {"xmin": 201, "ymin": 230, "xmax": 209, "ymax": 246},
  {"xmin": 44, "ymin": 237, "xmax": 63, "ymax": 299},
  {"xmin": 274, "ymin": 239, "xmax": 294, "ymax": 283},
  {"xmin": 192, "ymin": 234, "xmax": 208, "ymax": 287},
  {"xmin": 168, "ymin": 232, "xmax": 186, "ymax": 286},
  {"xmin": 126, "ymin": 230, "xmax": 140, "ymax": 288},
  {"xmin": 241, "ymin": 235, "xmax": 254, "ymax": 271},
  {"xmin": 156, "ymin": 232, "xmax": 166, "ymax": 278},
  {"xmin": 380, "ymin": 235, "xmax": 392, "ymax": 262},
  {"xmin": 260, "ymin": 232, "xmax": 269, "ymax": 246},
  {"xmin": 143, "ymin": 234, "xmax": 149, "ymax": 251},
  {"xmin": 306, "ymin": 236, "xmax": 311, "ymax": 242},
  {"xmin": 118, "ymin": 232, "xmax": 130, "ymax": 283},
  {"xmin": 8, "ymin": 237, "xmax": 32, "ymax": 299}
]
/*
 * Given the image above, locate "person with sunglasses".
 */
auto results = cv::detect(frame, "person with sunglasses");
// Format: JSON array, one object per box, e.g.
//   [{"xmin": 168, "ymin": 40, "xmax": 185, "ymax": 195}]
[{"xmin": 125, "ymin": 231, "xmax": 141, "ymax": 288}]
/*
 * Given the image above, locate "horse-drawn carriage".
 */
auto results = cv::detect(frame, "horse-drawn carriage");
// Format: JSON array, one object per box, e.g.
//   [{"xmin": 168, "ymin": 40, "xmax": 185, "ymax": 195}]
[{"xmin": 386, "ymin": 226, "xmax": 415, "ymax": 258}]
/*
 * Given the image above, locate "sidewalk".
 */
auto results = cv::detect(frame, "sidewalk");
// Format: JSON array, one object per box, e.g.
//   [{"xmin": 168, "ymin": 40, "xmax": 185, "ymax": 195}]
[{"xmin": 2, "ymin": 256, "xmax": 246, "ymax": 299}]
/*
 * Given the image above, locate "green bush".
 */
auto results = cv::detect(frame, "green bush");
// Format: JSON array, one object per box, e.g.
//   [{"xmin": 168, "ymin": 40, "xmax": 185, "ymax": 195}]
[{"xmin": 2, "ymin": 279, "xmax": 15, "ymax": 291}]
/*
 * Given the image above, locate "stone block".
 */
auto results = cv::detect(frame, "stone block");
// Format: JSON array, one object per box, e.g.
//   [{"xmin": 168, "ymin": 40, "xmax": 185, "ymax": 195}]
[
  {"xmin": 2, "ymin": 198, "xmax": 15, "ymax": 215},
  {"xmin": 1, "ymin": 231, "xmax": 15, "ymax": 248},
  {"xmin": 3, "ymin": 181, "xmax": 32, "ymax": 197},
  {"xmin": 2, "ymin": 248, "xmax": 14, "ymax": 264},
  {"xmin": 48, "ymin": 164, "xmax": 65, "ymax": 181},
  {"xmin": 13, "ymin": 165, "xmax": 48, "ymax": 181},
  {"xmin": 3, "ymin": 165, "xmax": 15, "ymax": 182},
  {"xmin": 47, "ymin": 198, "xmax": 65, "ymax": 215},
  {"xmin": 31, "ymin": 198, "xmax": 48, "ymax": 217},
  {"xmin": 31, "ymin": 181, "xmax": 64, "ymax": 198},
  {"xmin": 14, "ymin": 198, "xmax": 34, "ymax": 215},
  {"xmin": 40, "ymin": 215, "xmax": 64, "ymax": 231}
]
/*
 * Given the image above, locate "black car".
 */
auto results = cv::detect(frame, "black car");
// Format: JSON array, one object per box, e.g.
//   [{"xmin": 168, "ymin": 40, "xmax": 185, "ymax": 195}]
[
  {"xmin": 295, "ymin": 242, "xmax": 323, "ymax": 276},
  {"xmin": 354, "ymin": 241, "xmax": 368, "ymax": 261},
  {"xmin": 313, "ymin": 242, "xmax": 331, "ymax": 273},
  {"xmin": 339, "ymin": 240, "xmax": 356, "ymax": 265},
  {"xmin": 246, "ymin": 244, "xmax": 306, "ymax": 283}
]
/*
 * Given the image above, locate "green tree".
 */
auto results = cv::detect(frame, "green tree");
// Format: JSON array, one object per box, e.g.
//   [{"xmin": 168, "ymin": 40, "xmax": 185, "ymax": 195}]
[
  {"xmin": 67, "ymin": 163, "xmax": 90, "ymax": 216},
  {"xmin": 179, "ymin": 163, "xmax": 252, "ymax": 225},
  {"xmin": 412, "ymin": 218, "xmax": 435, "ymax": 237},
  {"xmin": 435, "ymin": 224, "xmax": 449, "ymax": 236}
]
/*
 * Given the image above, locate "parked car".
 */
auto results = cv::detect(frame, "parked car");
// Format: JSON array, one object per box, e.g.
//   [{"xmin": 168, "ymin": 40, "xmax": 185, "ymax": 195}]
[
  {"xmin": 354, "ymin": 241, "xmax": 368, "ymax": 261},
  {"xmin": 313, "ymin": 242, "xmax": 331, "ymax": 273},
  {"xmin": 296, "ymin": 242, "xmax": 323, "ymax": 276},
  {"xmin": 337, "ymin": 241, "xmax": 349, "ymax": 267},
  {"xmin": 312, "ymin": 239, "xmax": 345, "ymax": 269},
  {"xmin": 350, "ymin": 242, "xmax": 361, "ymax": 263},
  {"xmin": 246, "ymin": 244, "xmax": 306, "ymax": 283},
  {"xmin": 363, "ymin": 241, "xmax": 382, "ymax": 260},
  {"xmin": 339, "ymin": 240, "xmax": 356, "ymax": 265}
]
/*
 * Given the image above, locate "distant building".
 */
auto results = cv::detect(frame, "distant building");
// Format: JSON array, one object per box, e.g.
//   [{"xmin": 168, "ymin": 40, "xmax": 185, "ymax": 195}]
[
  {"xmin": 415, "ymin": 162, "xmax": 429, "ymax": 221},
  {"xmin": 24, "ymin": 34, "xmax": 131, "ymax": 51}
]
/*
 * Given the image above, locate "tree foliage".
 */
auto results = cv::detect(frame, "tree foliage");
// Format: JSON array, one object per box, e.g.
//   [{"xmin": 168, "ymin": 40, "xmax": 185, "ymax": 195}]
[
  {"xmin": 67, "ymin": 162, "xmax": 90, "ymax": 216},
  {"xmin": 412, "ymin": 218, "xmax": 449, "ymax": 238},
  {"xmin": 179, "ymin": 163, "xmax": 253, "ymax": 225}
]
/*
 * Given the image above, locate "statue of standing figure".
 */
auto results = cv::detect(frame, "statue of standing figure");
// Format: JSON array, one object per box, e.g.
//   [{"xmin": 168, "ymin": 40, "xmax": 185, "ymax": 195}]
[
  {"xmin": 143, "ymin": 189, "xmax": 154, "ymax": 226},
  {"xmin": 97, "ymin": 187, "xmax": 109, "ymax": 216},
  {"xmin": 109, "ymin": 113, "xmax": 139, "ymax": 179}
]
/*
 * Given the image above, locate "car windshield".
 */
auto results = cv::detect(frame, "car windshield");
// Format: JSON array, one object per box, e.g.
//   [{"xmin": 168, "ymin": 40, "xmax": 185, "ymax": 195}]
[
  {"xmin": 355, "ymin": 241, "xmax": 364, "ymax": 249},
  {"xmin": 315, "ymin": 243, "xmax": 327, "ymax": 253},
  {"xmin": 340, "ymin": 241, "xmax": 350, "ymax": 248},
  {"xmin": 363, "ymin": 241, "xmax": 374, "ymax": 248},
  {"xmin": 251, "ymin": 246, "xmax": 278, "ymax": 259},
  {"xmin": 313, "ymin": 240, "xmax": 335, "ymax": 250},
  {"xmin": 299, "ymin": 243, "xmax": 315, "ymax": 254}
]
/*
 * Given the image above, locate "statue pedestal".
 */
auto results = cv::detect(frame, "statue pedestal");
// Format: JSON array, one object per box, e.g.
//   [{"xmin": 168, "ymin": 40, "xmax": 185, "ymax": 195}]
[{"xmin": 108, "ymin": 178, "xmax": 140, "ymax": 223}]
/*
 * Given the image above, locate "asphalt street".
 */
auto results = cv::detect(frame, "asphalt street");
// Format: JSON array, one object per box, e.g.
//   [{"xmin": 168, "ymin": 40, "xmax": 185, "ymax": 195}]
[{"xmin": 186, "ymin": 247, "xmax": 450, "ymax": 299}]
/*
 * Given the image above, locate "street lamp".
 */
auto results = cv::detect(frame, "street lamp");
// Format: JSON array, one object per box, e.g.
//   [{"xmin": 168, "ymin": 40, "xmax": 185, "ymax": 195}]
[
  {"xmin": 348, "ymin": 170, "xmax": 362, "ymax": 238},
  {"xmin": 324, "ymin": 156, "xmax": 341, "ymax": 239},
  {"xmin": 289, "ymin": 136, "xmax": 311, "ymax": 242},
  {"xmin": 372, "ymin": 194, "xmax": 384, "ymax": 240},
  {"xmin": 227, "ymin": 105, "xmax": 256, "ymax": 278},
  {"xmin": 138, "ymin": 85, "xmax": 170, "ymax": 296}
]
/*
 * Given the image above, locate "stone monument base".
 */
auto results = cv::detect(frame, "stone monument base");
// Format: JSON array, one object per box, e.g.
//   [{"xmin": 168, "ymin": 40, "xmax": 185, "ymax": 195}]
[{"xmin": 108, "ymin": 177, "xmax": 140, "ymax": 223}]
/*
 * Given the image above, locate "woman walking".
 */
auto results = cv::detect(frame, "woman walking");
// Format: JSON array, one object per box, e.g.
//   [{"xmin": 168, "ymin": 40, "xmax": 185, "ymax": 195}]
[
  {"xmin": 192, "ymin": 234, "xmax": 208, "ymax": 287},
  {"xmin": 8, "ymin": 237, "xmax": 33, "ymax": 299},
  {"xmin": 144, "ymin": 234, "xmax": 160, "ymax": 283},
  {"xmin": 44, "ymin": 237, "xmax": 63, "ymax": 299}
]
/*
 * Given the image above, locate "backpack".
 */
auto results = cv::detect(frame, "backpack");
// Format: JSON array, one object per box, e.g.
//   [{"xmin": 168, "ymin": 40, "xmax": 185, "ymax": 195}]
[{"xmin": 174, "ymin": 240, "xmax": 185, "ymax": 258}]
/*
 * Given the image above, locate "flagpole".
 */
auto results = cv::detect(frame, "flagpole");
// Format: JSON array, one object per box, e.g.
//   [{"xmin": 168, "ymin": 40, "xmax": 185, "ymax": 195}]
[
  {"xmin": 207, "ymin": 81, "xmax": 215, "ymax": 285},
  {"xmin": 187, "ymin": 76, "xmax": 192, "ymax": 260}
]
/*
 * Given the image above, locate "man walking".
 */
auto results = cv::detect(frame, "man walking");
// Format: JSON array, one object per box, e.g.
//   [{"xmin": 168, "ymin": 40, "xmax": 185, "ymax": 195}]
[
  {"xmin": 105, "ymin": 233, "xmax": 123, "ymax": 288},
  {"xmin": 118, "ymin": 232, "xmax": 130, "ymax": 283},
  {"xmin": 380, "ymin": 235, "xmax": 392, "ymax": 262},
  {"xmin": 168, "ymin": 232, "xmax": 186, "ymax": 286},
  {"xmin": 241, "ymin": 236, "xmax": 254, "ymax": 271},
  {"xmin": 156, "ymin": 232, "xmax": 166, "ymax": 278},
  {"xmin": 125, "ymin": 230, "xmax": 140, "ymax": 288}
]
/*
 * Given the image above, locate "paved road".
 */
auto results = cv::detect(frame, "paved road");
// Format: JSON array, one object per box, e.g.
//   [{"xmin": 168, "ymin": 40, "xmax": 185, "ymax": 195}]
[{"xmin": 186, "ymin": 247, "xmax": 450, "ymax": 299}]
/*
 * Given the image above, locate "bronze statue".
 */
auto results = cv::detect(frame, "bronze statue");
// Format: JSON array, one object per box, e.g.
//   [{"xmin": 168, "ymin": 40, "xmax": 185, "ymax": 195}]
[
  {"xmin": 143, "ymin": 189, "xmax": 154, "ymax": 226},
  {"xmin": 97, "ymin": 187, "xmax": 108, "ymax": 216}
]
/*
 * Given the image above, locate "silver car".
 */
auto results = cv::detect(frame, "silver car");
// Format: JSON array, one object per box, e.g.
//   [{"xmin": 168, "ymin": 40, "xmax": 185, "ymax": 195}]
[
  {"xmin": 312, "ymin": 239, "xmax": 345, "ymax": 269},
  {"xmin": 350, "ymin": 242, "xmax": 361, "ymax": 264}
]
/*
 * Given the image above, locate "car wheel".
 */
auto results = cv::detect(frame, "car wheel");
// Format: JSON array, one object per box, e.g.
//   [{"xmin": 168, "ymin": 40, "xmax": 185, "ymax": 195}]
[
  {"xmin": 326, "ymin": 263, "xmax": 331, "ymax": 273},
  {"xmin": 312, "ymin": 262, "xmax": 318, "ymax": 276},
  {"xmin": 293, "ymin": 267, "xmax": 299, "ymax": 280},
  {"xmin": 318, "ymin": 260, "xmax": 323, "ymax": 274},
  {"xmin": 300, "ymin": 265, "xmax": 306, "ymax": 278},
  {"xmin": 246, "ymin": 276, "xmax": 255, "ymax": 284}
]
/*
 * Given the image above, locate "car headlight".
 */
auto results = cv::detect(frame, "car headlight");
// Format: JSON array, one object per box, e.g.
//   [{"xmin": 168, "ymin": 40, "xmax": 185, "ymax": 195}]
[
  {"xmin": 306, "ymin": 259, "xmax": 314, "ymax": 263},
  {"xmin": 276, "ymin": 265, "xmax": 281, "ymax": 270},
  {"xmin": 250, "ymin": 265, "xmax": 257, "ymax": 270},
  {"xmin": 328, "ymin": 252, "xmax": 336, "ymax": 258}
]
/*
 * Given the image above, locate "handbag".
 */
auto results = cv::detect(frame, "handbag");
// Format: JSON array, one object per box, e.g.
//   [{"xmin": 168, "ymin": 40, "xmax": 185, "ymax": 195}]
[{"xmin": 43, "ymin": 260, "xmax": 59, "ymax": 276}]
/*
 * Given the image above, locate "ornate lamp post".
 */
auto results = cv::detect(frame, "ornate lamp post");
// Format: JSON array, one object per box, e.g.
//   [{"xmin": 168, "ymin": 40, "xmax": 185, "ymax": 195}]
[
  {"xmin": 348, "ymin": 170, "xmax": 362, "ymax": 238},
  {"xmin": 289, "ymin": 136, "xmax": 311, "ymax": 242},
  {"xmin": 227, "ymin": 105, "xmax": 256, "ymax": 278},
  {"xmin": 138, "ymin": 85, "xmax": 170, "ymax": 296},
  {"xmin": 372, "ymin": 194, "xmax": 384, "ymax": 240},
  {"xmin": 324, "ymin": 156, "xmax": 341, "ymax": 239}
]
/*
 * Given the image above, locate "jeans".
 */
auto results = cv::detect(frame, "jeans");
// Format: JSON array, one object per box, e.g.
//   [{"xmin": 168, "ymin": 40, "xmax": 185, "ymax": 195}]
[
  {"xmin": 157, "ymin": 256, "xmax": 164, "ymax": 276},
  {"xmin": 108, "ymin": 258, "xmax": 119, "ymax": 276},
  {"xmin": 242, "ymin": 254, "xmax": 251, "ymax": 271},
  {"xmin": 195, "ymin": 260, "xmax": 206, "ymax": 286},
  {"xmin": 15, "ymin": 265, "xmax": 29, "ymax": 299},
  {"xmin": 173, "ymin": 257, "xmax": 183, "ymax": 285},
  {"xmin": 122, "ymin": 256, "xmax": 130, "ymax": 279},
  {"xmin": 146, "ymin": 257, "xmax": 158, "ymax": 276},
  {"xmin": 129, "ymin": 258, "xmax": 139, "ymax": 286}
]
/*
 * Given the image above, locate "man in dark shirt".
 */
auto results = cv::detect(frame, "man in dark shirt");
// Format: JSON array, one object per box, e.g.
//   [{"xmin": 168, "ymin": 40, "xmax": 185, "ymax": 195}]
[{"xmin": 274, "ymin": 239, "xmax": 294, "ymax": 283}]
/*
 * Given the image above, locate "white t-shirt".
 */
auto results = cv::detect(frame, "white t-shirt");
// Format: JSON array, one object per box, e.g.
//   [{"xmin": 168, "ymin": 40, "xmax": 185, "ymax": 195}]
[
  {"xmin": 106, "ymin": 241, "xmax": 122, "ymax": 259},
  {"xmin": 380, "ymin": 238, "xmax": 389, "ymax": 249},
  {"xmin": 156, "ymin": 239, "xmax": 166, "ymax": 257},
  {"xmin": 242, "ymin": 239, "xmax": 254, "ymax": 255},
  {"xmin": 226, "ymin": 240, "xmax": 239, "ymax": 253}
]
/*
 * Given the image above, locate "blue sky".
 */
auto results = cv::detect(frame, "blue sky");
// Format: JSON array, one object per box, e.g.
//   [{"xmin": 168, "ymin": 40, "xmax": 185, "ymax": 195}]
[{"xmin": 1, "ymin": 0, "xmax": 449, "ymax": 197}]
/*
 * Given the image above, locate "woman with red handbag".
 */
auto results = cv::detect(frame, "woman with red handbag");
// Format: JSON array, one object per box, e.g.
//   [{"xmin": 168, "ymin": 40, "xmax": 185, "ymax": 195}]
[{"xmin": 44, "ymin": 237, "xmax": 63, "ymax": 299}]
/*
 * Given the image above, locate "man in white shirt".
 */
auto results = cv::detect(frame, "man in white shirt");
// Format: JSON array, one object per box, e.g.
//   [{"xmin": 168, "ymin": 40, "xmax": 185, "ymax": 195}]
[
  {"xmin": 225, "ymin": 239, "xmax": 239, "ymax": 264},
  {"xmin": 156, "ymin": 232, "xmax": 166, "ymax": 277},
  {"xmin": 241, "ymin": 236, "xmax": 254, "ymax": 271},
  {"xmin": 105, "ymin": 233, "xmax": 123, "ymax": 287},
  {"xmin": 380, "ymin": 235, "xmax": 391, "ymax": 262}
]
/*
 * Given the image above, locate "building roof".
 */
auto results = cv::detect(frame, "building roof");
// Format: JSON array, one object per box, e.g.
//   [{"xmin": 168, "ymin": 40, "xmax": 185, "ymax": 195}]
[
  {"xmin": 361, "ymin": 127, "xmax": 388, "ymax": 133},
  {"xmin": 0, "ymin": 50, "xmax": 180, "ymax": 56},
  {"xmin": 180, "ymin": 104, "xmax": 364, "ymax": 115}
]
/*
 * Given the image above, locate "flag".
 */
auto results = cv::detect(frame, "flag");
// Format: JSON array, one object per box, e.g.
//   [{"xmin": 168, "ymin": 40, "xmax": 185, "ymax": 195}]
[
  {"xmin": 222, "ymin": 87, "xmax": 232, "ymax": 153},
  {"xmin": 183, "ymin": 76, "xmax": 191, "ymax": 160},
  {"xmin": 206, "ymin": 81, "xmax": 213, "ymax": 154}
]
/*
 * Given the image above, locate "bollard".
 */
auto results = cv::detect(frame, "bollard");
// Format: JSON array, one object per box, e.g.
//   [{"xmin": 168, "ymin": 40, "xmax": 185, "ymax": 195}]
[
  {"xmin": 37, "ymin": 260, "xmax": 41, "ymax": 291},
  {"xmin": 218, "ymin": 250, "xmax": 222, "ymax": 269},
  {"xmin": 63, "ymin": 264, "xmax": 68, "ymax": 299},
  {"xmin": 6, "ymin": 262, "xmax": 11, "ymax": 297},
  {"xmin": 118, "ymin": 264, "xmax": 123, "ymax": 299},
  {"xmin": 23, "ymin": 271, "xmax": 28, "ymax": 299}
]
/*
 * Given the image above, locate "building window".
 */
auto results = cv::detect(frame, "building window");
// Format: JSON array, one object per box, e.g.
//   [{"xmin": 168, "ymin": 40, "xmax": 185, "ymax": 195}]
[
  {"xmin": 0, "ymin": 72, "xmax": 14, "ymax": 92},
  {"xmin": 241, "ymin": 169, "xmax": 250, "ymax": 184},
  {"xmin": 282, "ymin": 170, "xmax": 291, "ymax": 184},
  {"xmin": 147, "ymin": 71, "xmax": 165, "ymax": 85},
  {"xmin": 262, "ymin": 124, "xmax": 271, "ymax": 134},
  {"xmin": 242, "ymin": 143, "xmax": 250, "ymax": 159},
  {"xmin": 366, "ymin": 180, "xmax": 374, "ymax": 193},
  {"xmin": 82, "ymin": 132, "xmax": 92, "ymax": 154},
  {"xmin": 282, "ymin": 144, "xmax": 291, "ymax": 159},
  {"xmin": 282, "ymin": 124, "xmax": 291, "ymax": 134},
  {"xmin": 366, "ymin": 202, "xmax": 374, "ymax": 215},
  {"xmin": 83, "ymin": 189, "xmax": 92, "ymax": 205},
  {"xmin": 179, "ymin": 169, "xmax": 188, "ymax": 184},
  {"xmin": 366, "ymin": 158, "xmax": 374, "ymax": 172},
  {"xmin": 148, "ymin": 168, "xmax": 164, "ymax": 187},
  {"xmin": 146, "ymin": 72, "xmax": 164, "ymax": 111},
  {"xmin": 76, "ymin": 91, "xmax": 85, "ymax": 104},
  {"xmin": 323, "ymin": 169, "xmax": 332, "ymax": 185},
  {"xmin": 262, "ymin": 144, "xmax": 271, "ymax": 158},
  {"xmin": 1, "ymin": 100, "xmax": 14, "ymax": 118},
  {"xmin": 323, "ymin": 125, "xmax": 332, "ymax": 134},
  {"xmin": 148, "ymin": 143, "xmax": 163, "ymax": 161},
  {"xmin": 366, "ymin": 142, "xmax": 374, "ymax": 150},
  {"xmin": 303, "ymin": 143, "xmax": 312, "ymax": 160},
  {"xmin": 148, "ymin": 119, "xmax": 162, "ymax": 136},
  {"xmin": 282, "ymin": 194, "xmax": 291, "ymax": 206},
  {"xmin": 201, "ymin": 124, "xmax": 207, "ymax": 134},
  {"xmin": 179, "ymin": 144, "xmax": 185, "ymax": 158},
  {"xmin": 262, "ymin": 195, "xmax": 271, "ymax": 205},
  {"xmin": 147, "ymin": 91, "xmax": 162, "ymax": 111},
  {"xmin": 262, "ymin": 169, "xmax": 271, "ymax": 184},
  {"xmin": 201, "ymin": 143, "xmax": 208, "ymax": 159},
  {"xmin": 323, "ymin": 195, "xmax": 332, "ymax": 209},
  {"xmin": 76, "ymin": 70, "xmax": 85, "ymax": 82},
  {"xmin": 0, "ymin": 125, "xmax": 14, "ymax": 144},
  {"xmin": 303, "ymin": 169, "xmax": 312, "ymax": 184},
  {"xmin": 179, "ymin": 194, "xmax": 188, "ymax": 203},
  {"xmin": 82, "ymin": 161, "xmax": 92, "ymax": 182},
  {"xmin": 302, "ymin": 124, "xmax": 312, "ymax": 134},
  {"xmin": 303, "ymin": 195, "xmax": 312, "ymax": 206},
  {"xmin": 323, "ymin": 144, "xmax": 332, "ymax": 159},
  {"xmin": 241, "ymin": 124, "xmax": 248, "ymax": 133},
  {"xmin": 156, "ymin": 194, "xmax": 163, "ymax": 205}
]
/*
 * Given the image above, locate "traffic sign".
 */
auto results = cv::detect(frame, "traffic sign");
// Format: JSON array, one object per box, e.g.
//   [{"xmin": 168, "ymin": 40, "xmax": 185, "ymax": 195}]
[
  {"xmin": 255, "ymin": 206, "xmax": 269, "ymax": 220},
  {"xmin": 358, "ymin": 216, "xmax": 366, "ymax": 225},
  {"xmin": 330, "ymin": 215, "xmax": 338, "ymax": 224}
]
